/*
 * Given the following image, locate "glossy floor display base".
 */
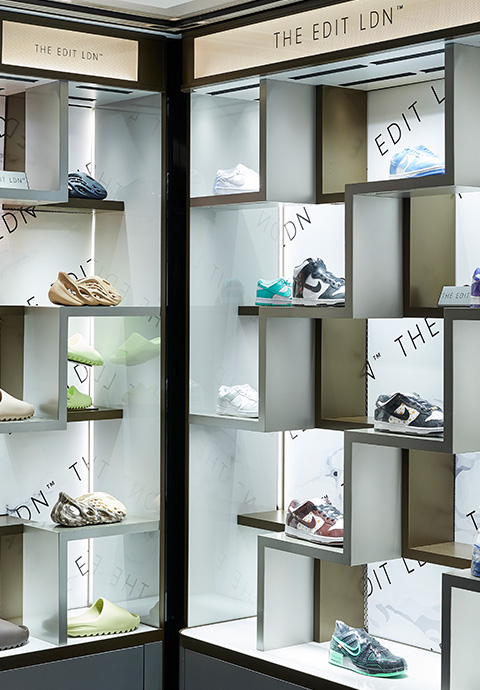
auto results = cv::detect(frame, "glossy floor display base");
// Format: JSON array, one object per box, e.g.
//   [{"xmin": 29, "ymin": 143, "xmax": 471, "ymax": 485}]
[{"xmin": 181, "ymin": 617, "xmax": 440, "ymax": 690}]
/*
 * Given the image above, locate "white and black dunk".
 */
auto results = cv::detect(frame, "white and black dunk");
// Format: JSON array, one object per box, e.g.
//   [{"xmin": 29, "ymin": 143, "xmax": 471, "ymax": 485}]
[
  {"xmin": 374, "ymin": 392, "xmax": 443, "ymax": 436},
  {"xmin": 293, "ymin": 257, "xmax": 345, "ymax": 305}
]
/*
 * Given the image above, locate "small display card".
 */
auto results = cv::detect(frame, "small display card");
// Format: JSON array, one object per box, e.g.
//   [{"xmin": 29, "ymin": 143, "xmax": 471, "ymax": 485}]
[
  {"xmin": 0, "ymin": 171, "xmax": 29, "ymax": 189},
  {"xmin": 438, "ymin": 286, "xmax": 471, "ymax": 307}
]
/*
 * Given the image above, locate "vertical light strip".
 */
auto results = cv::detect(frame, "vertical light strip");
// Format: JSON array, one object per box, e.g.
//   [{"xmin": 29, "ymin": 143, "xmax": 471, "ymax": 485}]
[
  {"xmin": 278, "ymin": 203, "xmax": 285, "ymax": 277},
  {"xmin": 277, "ymin": 204, "xmax": 285, "ymax": 511},
  {"xmin": 277, "ymin": 432, "xmax": 285, "ymax": 511},
  {"xmin": 87, "ymin": 104, "xmax": 96, "ymax": 606}
]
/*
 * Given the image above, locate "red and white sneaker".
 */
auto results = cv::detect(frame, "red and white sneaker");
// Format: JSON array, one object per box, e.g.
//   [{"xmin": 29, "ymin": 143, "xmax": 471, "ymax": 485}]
[{"xmin": 285, "ymin": 496, "xmax": 343, "ymax": 545}]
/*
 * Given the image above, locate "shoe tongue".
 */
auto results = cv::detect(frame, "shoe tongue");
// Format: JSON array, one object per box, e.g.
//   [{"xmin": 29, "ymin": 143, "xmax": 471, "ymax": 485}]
[{"xmin": 315, "ymin": 258, "xmax": 326, "ymax": 269}]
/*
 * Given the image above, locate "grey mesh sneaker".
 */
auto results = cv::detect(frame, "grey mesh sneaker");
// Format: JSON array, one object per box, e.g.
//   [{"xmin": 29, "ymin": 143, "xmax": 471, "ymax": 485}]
[{"xmin": 329, "ymin": 620, "xmax": 407, "ymax": 677}]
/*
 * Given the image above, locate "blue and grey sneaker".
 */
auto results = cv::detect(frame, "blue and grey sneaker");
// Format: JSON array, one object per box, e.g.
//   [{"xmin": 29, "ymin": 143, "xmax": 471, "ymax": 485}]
[
  {"xmin": 389, "ymin": 144, "xmax": 445, "ymax": 179},
  {"xmin": 293, "ymin": 258, "xmax": 345, "ymax": 306},
  {"xmin": 374, "ymin": 391, "xmax": 443, "ymax": 436},
  {"xmin": 329, "ymin": 620, "xmax": 407, "ymax": 678},
  {"xmin": 255, "ymin": 278, "xmax": 292, "ymax": 306}
]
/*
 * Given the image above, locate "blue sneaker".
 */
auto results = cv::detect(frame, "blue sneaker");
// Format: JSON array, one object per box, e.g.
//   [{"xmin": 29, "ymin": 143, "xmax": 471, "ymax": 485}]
[
  {"xmin": 329, "ymin": 620, "xmax": 407, "ymax": 678},
  {"xmin": 255, "ymin": 278, "xmax": 292, "ymax": 306},
  {"xmin": 389, "ymin": 145, "xmax": 444, "ymax": 179}
]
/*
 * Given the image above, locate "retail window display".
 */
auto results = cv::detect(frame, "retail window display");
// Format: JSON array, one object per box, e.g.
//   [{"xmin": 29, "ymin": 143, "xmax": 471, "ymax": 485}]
[
  {"xmin": 0, "ymin": 13, "xmax": 164, "ymax": 683},
  {"xmin": 184, "ymin": 6, "xmax": 480, "ymax": 687}
]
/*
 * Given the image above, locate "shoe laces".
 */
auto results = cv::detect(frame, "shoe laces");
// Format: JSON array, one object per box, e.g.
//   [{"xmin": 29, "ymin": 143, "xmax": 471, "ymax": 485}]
[
  {"xmin": 409, "ymin": 392, "xmax": 440, "ymax": 412},
  {"xmin": 319, "ymin": 495, "xmax": 342, "ymax": 520},
  {"xmin": 313, "ymin": 260, "xmax": 345, "ymax": 287}
]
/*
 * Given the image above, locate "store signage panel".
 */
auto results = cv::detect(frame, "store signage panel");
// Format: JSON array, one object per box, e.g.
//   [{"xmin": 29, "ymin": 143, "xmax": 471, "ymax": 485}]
[
  {"xmin": 194, "ymin": 0, "xmax": 480, "ymax": 78},
  {"xmin": 2, "ymin": 21, "xmax": 138, "ymax": 81}
]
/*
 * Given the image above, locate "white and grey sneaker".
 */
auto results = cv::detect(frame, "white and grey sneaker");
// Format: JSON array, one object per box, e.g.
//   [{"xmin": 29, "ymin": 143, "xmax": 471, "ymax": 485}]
[
  {"xmin": 216, "ymin": 384, "xmax": 258, "ymax": 418},
  {"xmin": 374, "ymin": 392, "xmax": 443, "ymax": 436},
  {"xmin": 293, "ymin": 257, "xmax": 345, "ymax": 305},
  {"xmin": 212, "ymin": 164, "xmax": 259, "ymax": 195}
]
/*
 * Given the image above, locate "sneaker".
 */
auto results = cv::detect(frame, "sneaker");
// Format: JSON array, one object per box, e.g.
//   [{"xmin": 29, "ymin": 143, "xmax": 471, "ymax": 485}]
[
  {"xmin": 212, "ymin": 164, "xmax": 259, "ymax": 195},
  {"xmin": 0, "ymin": 388, "xmax": 34, "ymax": 421},
  {"xmin": 329, "ymin": 620, "xmax": 407, "ymax": 677},
  {"xmin": 110, "ymin": 333, "xmax": 160, "ymax": 366},
  {"xmin": 68, "ymin": 333, "xmax": 104, "ymax": 367},
  {"xmin": 255, "ymin": 278, "xmax": 292, "ymax": 306},
  {"xmin": 216, "ymin": 384, "xmax": 258, "ymax": 418},
  {"xmin": 285, "ymin": 496, "xmax": 343, "ymax": 545},
  {"xmin": 389, "ymin": 145, "xmax": 445, "ymax": 180},
  {"xmin": 293, "ymin": 258, "xmax": 345, "ymax": 305},
  {"xmin": 374, "ymin": 392, "xmax": 443, "ymax": 436},
  {"xmin": 67, "ymin": 385, "xmax": 93, "ymax": 410}
]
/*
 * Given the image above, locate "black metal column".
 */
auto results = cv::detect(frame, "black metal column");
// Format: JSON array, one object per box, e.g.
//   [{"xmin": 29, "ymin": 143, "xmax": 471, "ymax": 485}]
[{"xmin": 163, "ymin": 35, "xmax": 189, "ymax": 690}]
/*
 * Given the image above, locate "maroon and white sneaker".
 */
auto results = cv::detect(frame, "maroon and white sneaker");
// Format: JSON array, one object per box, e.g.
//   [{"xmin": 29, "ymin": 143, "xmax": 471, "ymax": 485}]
[{"xmin": 285, "ymin": 496, "xmax": 343, "ymax": 545}]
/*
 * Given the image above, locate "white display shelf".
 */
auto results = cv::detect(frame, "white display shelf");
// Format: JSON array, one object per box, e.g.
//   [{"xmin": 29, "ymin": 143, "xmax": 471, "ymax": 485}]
[
  {"xmin": 442, "ymin": 569, "xmax": 480, "ymax": 690},
  {"xmin": 0, "ymin": 305, "xmax": 161, "ymax": 435},
  {"xmin": 347, "ymin": 427, "xmax": 446, "ymax": 451},
  {"xmin": 0, "ymin": 623, "xmax": 161, "ymax": 662},
  {"xmin": 190, "ymin": 315, "xmax": 314, "ymax": 432},
  {"xmin": 0, "ymin": 80, "xmax": 68, "ymax": 206},
  {"xmin": 23, "ymin": 517, "xmax": 160, "ymax": 646},
  {"xmin": 181, "ymin": 617, "xmax": 440, "ymax": 690},
  {"xmin": 190, "ymin": 412, "xmax": 261, "ymax": 431},
  {"xmin": 25, "ymin": 516, "xmax": 160, "ymax": 541}
]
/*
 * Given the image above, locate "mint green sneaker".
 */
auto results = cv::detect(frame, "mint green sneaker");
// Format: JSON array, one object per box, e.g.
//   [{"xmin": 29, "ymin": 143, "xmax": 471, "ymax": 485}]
[
  {"xmin": 110, "ymin": 332, "xmax": 161, "ymax": 366},
  {"xmin": 255, "ymin": 278, "xmax": 292, "ymax": 306},
  {"xmin": 67, "ymin": 385, "xmax": 92, "ymax": 410},
  {"xmin": 68, "ymin": 333, "xmax": 104, "ymax": 366}
]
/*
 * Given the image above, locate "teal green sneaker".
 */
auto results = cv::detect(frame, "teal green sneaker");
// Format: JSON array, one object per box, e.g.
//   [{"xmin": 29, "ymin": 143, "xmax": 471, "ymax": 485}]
[
  {"xmin": 255, "ymin": 278, "xmax": 292, "ymax": 306},
  {"xmin": 329, "ymin": 620, "xmax": 407, "ymax": 677},
  {"xmin": 67, "ymin": 385, "xmax": 92, "ymax": 410}
]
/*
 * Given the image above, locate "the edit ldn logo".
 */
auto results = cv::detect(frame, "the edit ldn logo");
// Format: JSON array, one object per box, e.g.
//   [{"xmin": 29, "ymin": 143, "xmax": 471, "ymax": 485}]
[{"xmin": 273, "ymin": 4, "xmax": 402, "ymax": 48}]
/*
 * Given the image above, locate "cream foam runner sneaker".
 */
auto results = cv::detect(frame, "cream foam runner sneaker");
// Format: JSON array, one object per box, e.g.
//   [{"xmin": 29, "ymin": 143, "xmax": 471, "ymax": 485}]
[{"xmin": 0, "ymin": 389, "xmax": 34, "ymax": 421}]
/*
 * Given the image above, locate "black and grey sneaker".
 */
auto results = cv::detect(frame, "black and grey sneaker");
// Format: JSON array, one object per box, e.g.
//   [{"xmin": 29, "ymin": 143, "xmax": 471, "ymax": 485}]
[
  {"xmin": 329, "ymin": 620, "xmax": 407, "ymax": 678},
  {"xmin": 374, "ymin": 392, "xmax": 443, "ymax": 436},
  {"xmin": 292, "ymin": 257, "xmax": 345, "ymax": 306}
]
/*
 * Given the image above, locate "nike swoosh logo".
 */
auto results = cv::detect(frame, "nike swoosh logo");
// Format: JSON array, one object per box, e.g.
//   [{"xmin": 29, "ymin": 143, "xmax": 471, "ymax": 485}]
[
  {"xmin": 333, "ymin": 636, "xmax": 361, "ymax": 656},
  {"xmin": 391, "ymin": 409, "xmax": 410, "ymax": 421},
  {"xmin": 301, "ymin": 516, "xmax": 317, "ymax": 528},
  {"xmin": 304, "ymin": 281, "xmax": 327, "ymax": 294}
]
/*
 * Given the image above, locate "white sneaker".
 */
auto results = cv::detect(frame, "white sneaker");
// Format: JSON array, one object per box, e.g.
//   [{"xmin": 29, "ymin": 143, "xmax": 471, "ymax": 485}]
[
  {"xmin": 212, "ymin": 164, "xmax": 259, "ymax": 195},
  {"xmin": 0, "ymin": 389, "xmax": 34, "ymax": 421},
  {"xmin": 216, "ymin": 384, "xmax": 258, "ymax": 418}
]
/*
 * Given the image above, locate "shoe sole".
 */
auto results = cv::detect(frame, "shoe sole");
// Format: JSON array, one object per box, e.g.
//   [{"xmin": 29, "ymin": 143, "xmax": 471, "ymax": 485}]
[
  {"xmin": 292, "ymin": 298, "xmax": 345, "ymax": 306},
  {"xmin": 213, "ymin": 188, "xmax": 258, "ymax": 195},
  {"xmin": 67, "ymin": 404, "xmax": 92, "ymax": 410},
  {"xmin": 329, "ymin": 651, "xmax": 406, "ymax": 677},
  {"xmin": 68, "ymin": 355, "xmax": 103, "ymax": 367},
  {"xmin": 0, "ymin": 639, "xmax": 29, "ymax": 650},
  {"xmin": 255, "ymin": 297, "xmax": 292, "ymax": 306},
  {"xmin": 216, "ymin": 407, "xmax": 258, "ymax": 418},
  {"xmin": 68, "ymin": 624, "xmax": 139, "ymax": 637},
  {"xmin": 374, "ymin": 421, "xmax": 443, "ymax": 436},
  {"xmin": 389, "ymin": 166, "xmax": 444, "ymax": 180},
  {"xmin": 0, "ymin": 412, "xmax": 34, "ymax": 421},
  {"xmin": 285, "ymin": 525, "xmax": 343, "ymax": 545}
]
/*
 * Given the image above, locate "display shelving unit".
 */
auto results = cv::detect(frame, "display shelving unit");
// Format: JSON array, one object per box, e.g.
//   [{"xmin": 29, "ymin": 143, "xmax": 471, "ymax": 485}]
[
  {"xmin": 184, "ymin": 14, "xmax": 480, "ymax": 690},
  {"xmin": 0, "ymin": 12, "xmax": 165, "ymax": 689}
]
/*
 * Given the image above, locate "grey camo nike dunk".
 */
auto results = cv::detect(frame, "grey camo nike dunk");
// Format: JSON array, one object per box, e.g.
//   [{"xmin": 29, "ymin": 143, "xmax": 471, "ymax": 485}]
[
  {"xmin": 374, "ymin": 392, "xmax": 443, "ymax": 436},
  {"xmin": 292, "ymin": 258, "xmax": 345, "ymax": 305},
  {"xmin": 329, "ymin": 620, "xmax": 407, "ymax": 677}
]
